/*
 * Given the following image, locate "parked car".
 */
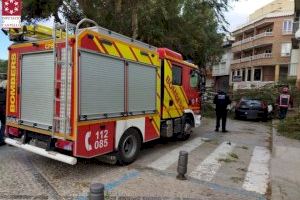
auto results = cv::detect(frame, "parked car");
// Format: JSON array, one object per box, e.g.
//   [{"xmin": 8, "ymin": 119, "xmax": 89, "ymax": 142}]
[{"xmin": 235, "ymin": 98, "xmax": 270, "ymax": 121}]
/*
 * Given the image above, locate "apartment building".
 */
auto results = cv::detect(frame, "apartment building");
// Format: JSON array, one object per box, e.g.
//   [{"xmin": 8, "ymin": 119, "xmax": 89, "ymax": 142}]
[
  {"xmin": 212, "ymin": 39, "xmax": 234, "ymax": 92},
  {"xmin": 292, "ymin": 0, "xmax": 300, "ymax": 89},
  {"xmin": 230, "ymin": 0, "xmax": 294, "ymax": 90}
]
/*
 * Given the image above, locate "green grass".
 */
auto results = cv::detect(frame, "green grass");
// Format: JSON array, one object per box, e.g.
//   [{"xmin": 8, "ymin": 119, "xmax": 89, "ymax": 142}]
[
  {"xmin": 201, "ymin": 102, "xmax": 215, "ymax": 118},
  {"xmin": 277, "ymin": 114, "xmax": 300, "ymax": 140},
  {"xmin": 238, "ymin": 145, "xmax": 249, "ymax": 150},
  {"xmin": 229, "ymin": 153, "xmax": 239, "ymax": 159},
  {"xmin": 218, "ymin": 158, "xmax": 236, "ymax": 163},
  {"xmin": 230, "ymin": 176, "xmax": 243, "ymax": 183}
]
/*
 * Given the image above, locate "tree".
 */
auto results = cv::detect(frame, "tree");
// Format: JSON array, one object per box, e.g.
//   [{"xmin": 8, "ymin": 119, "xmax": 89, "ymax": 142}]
[
  {"xmin": 0, "ymin": 60, "xmax": 8, "ymax": 74},
  {"xmin": 20, "ymin": 0, "xmax": 236, "ymax": 66}
]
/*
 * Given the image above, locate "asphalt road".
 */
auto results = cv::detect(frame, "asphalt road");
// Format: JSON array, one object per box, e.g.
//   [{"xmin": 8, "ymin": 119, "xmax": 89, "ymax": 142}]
[{"xmin": 0, "ymin": 118, "xmax": 272, "ymax": 200}]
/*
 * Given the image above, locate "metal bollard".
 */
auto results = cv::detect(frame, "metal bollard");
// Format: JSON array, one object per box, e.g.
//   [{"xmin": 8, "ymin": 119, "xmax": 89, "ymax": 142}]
[
  {"xmin": 177, "ymin": 151, "xmax": 188, "ymax": 180},
  {"xmin": 89, "ymin": 183, "xmax": 104, "ymax": 200}
]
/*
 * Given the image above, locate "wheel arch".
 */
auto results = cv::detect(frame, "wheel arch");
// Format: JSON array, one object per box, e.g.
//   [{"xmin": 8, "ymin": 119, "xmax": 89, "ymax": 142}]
[
  {"xmin": 123, "ymin": 126, "xmax": 144, "ymax": 143},
  {"xmin": 183, "ymin": 109, "xmax": 195, "ymax": 127}
]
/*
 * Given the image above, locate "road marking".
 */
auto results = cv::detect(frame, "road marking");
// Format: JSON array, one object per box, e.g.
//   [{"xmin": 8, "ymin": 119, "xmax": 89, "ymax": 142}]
[
  {"xmin": 242, "ymin": 146, "xmax": 270, "ymax": 194},
  {"xmin": 105, "ymin": 170, "xmax": 140, "ymax": 191},
  {"xmin": 147, "ymin": 137, "xmax": 205, "ymax": 171},
  {"xmin": 190, "ymin": 141, "xmax": 236, "ymax": 182}
]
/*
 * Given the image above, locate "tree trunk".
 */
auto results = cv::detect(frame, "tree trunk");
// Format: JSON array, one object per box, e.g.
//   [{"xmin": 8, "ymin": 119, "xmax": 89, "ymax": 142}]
[
  {"xmin": 131, "ymin": 4, "xmax": 138, "ymax": 39},
  {"xmin": 115, "ymin": 0, "xmax": 122, "ymax": 14}
]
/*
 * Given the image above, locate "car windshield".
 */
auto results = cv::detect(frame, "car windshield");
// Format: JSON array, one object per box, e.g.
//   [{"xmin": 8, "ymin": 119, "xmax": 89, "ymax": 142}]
[{"xmin": 240, "ymin": 99, "xmax": 262, "ymax": 107}]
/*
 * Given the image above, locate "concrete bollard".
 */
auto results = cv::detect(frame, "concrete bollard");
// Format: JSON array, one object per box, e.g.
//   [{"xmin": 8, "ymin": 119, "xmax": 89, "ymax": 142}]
[
  {"xmin": 89, "ymin": 183, "xmax": 104, "ymax": 200},
  {"xmin": 177, "ymin": 151, "xmax": 188, "ymax": 180}
]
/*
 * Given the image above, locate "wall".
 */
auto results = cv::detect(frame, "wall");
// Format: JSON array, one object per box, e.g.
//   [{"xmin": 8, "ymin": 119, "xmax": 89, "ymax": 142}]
[
  {"xmin": 250, "ymin": 0, "xmax": 294, "ymax": 22},
  {"xmin": 290, "ymin": 49, "xmax": 299, "ymax": 76},
  {"xmin": 212, "ymin": 48, "xmax": 232, "ymax": 76},
  {"xmin": 263, "ymin": 65, "xmax": 275, "ymax": 81}
]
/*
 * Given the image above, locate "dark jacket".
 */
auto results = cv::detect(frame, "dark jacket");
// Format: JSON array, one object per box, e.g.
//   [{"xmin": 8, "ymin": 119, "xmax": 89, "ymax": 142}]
[
  {"xmin": 0, "ymin": 88, "xmax": 6, "ymax": 122},
  {"xmin": 213, "ymin": 91, "xmax": 231, "ymax": 111}
]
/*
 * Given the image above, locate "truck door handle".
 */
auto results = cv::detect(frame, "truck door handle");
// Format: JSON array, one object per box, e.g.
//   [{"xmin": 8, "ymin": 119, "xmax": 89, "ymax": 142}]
[{"xmin": 169, "ymin": 100, "xmax": 174, "ymax": 106}]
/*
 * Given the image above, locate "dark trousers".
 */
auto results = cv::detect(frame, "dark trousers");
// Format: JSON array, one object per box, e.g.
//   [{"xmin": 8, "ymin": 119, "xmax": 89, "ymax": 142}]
[
  {"xmin": 216, "ymin": 110, "xmax": 227, "ymax": 131},
  {"xmin": 0, "ymin": 113, "xmax": 5, "ymax": 143},
  {"xmin": 279, "ymin": 107, "xmax": 288, "ymax": 120}
]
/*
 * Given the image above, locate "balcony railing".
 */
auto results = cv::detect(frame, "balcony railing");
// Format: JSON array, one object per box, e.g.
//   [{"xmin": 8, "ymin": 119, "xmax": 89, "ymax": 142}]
[
  {"xmin": 254, "ymin": 32, "xmax": 273, "ymax": 39},
  {"xmin": 241, "ymin": 56, "xmax": 252, "ymax": 62},
  {"xmin": 232, "ymin": 41, "xmax": 242, "ymax": 47},
  {"xmin": 231, "ymin": 53, "xmax": 272, "ymax": 64},
  {"xmin": 232, "ymin": 32, "xmax": 273, "ymax": 47},
  {"xmin": 231, "ymin": 59, "xmax": 241, "ymax": 64},
  {"xmin": 252, "ymin": 53, "xmax": 272, "ymax": 60}
]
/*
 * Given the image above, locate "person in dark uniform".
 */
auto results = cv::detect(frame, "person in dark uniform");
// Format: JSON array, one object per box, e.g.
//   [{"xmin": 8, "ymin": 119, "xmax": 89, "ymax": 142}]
[
  {"xmin": 0, "ymin": 82, "xmax": 6, "ymax": 146},
  {"xmin": 213, "ymin": 90, "xmax": 231, "ymax": 132}
]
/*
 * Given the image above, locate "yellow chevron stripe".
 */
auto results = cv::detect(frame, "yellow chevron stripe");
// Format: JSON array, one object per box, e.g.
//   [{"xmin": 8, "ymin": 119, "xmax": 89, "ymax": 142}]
[
  {"xmin": 115, "ymin": 42, "xmax": 136, "ymax": 61},
  {"xmin": 131, "ymin": 47, "xmax": 152, "ymax": 65},
  {"xmin": 165, "ymin": 61, "xmax": 188, "ymax": 108},
  {"xmin": 179, "ymin": 86, "xmax": 189, "ymax": 105},
  {"xmin": 164, "ymin": 86, "xmax": 183, "ymax": 115},
  {"xmin": 92, "ymin": 37, "xmax": 105, "ymax": 53},
  {"xmin": 102, "ymin": 43, "xmax": 119, "ymax": 57},
  {"xmin": 151, "ymin": 119, "xmax": 160, "ymax": 135}
]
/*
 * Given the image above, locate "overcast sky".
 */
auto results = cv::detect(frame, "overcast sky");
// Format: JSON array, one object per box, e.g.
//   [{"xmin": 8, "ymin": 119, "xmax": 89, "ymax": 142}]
[
  {"xmin": 225, "ymin": 0, "xmax": 275, "ymax": 31},
  {"xmin": 0, "ymin": 0, "xmax": 277, "ymax": 59}
]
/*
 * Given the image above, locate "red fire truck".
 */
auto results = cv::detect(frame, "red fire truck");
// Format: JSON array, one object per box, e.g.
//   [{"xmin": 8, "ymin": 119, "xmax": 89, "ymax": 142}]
[{"xmin": 4, "ymin": 19, "xmax": 202, "ymax": 165}]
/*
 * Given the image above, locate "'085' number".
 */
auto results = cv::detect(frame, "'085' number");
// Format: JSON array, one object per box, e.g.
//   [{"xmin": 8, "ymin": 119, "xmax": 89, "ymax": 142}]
[{"xmin": 95, "ymin": 130, "xmax": 109, "ymax": 149}]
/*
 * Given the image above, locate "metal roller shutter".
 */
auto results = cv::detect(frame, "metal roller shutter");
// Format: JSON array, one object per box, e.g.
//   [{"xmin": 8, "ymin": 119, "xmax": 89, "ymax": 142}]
[
  {"xmin": 21, "ymin": 52, "xmax": 54, "ymax": 128},
  {"xmin": 80, "ymin": 51, "xmax": 125, "ymax": 119},
  {"xmin": 128, "ymin": 62, "xmax": 156, "ymax": 113}
]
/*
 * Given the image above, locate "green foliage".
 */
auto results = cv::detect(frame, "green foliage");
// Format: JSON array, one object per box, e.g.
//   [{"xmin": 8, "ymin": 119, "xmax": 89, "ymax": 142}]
[
  {"xmin": 22, "ymin": 0, "xmax": 63, "ymax": 23},
  {"xmin": 277, "ymin": 114, "xmax": 300, "ymax": 140},
  {"xmin": 233, "ymin": 81, "xmax": 300, "ymax": 108},
  {"xmin": 20, "ymin": 0, "xmax": 235, "ymax": 67},
  {"xmin": 0, "ymin": 60, "xmax": 8, "ymax": 74},
  {"xmin": 201, "ymin": 102, "xmax": 215, "ymax": 118},
  {"xmin": 233, "ymin": 87, "xmax": 279, "ymax": 105}
]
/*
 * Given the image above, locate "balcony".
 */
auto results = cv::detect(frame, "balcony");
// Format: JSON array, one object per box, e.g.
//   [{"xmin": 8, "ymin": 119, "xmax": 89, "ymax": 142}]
[
  {"xmin": 231, "ymin": 59, "xmax": 241, "ymax": 64},
  {"xmin": 232, "ymin": 32, "xmax": 273, "ymax": 52},
  {"xmin": 232, "ymin": 41, "xmax": 242, "ymax": 47},
  {"xmin": 231, "ymin": 53, "xmax": 273, "ymax": 68},
  {"xmin": 241, "ymin": 56, "xmax": 252, "ymax": 62},
  {"xmin": 252, "ymin": 53, "xmax": 272, "ymax": 60},
  {"xmin": 254, "ymin": 32, "xmax": 273, "ymax": 39}
]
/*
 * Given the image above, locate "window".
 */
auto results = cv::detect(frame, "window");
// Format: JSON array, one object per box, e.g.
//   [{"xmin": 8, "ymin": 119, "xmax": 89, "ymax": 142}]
[
  {"xmin": 281, "ymin": 43, "xmax": 292, "ymax": 56},
  {"xmin": 237, "ymin": 70, "xmax": 240, "ymax": 76},
  {"xmin": 265, "ymin": 49, "xmax": 272, "ymax": 54},
  {"xmin": 190, "ymin": 71, "xmax": 199, "ymax": 88},
  {"xmin": 172, "ymin": 65, "xmax": 182, "ymax": 85},
  {"xmin": 242, "ymin": 69, "xmax": 246, "ymax": 81},
  {"xmin": 232, "ymin": 70, "xmax": 235, "ymax": 81},
  {"xmin": 283, "ymin": 20, "xmax": 293, "ymax": 33},
  {"xmin": 266, "ymin": 27, "xmax": 273, "ymax": 33},
  {"xmin": 254, "ymin": 68, "xmax": 262, "ymax": 81},
  {"xmin": 247, "ymin": 68, "xmax": 252, "ymax": 81}
]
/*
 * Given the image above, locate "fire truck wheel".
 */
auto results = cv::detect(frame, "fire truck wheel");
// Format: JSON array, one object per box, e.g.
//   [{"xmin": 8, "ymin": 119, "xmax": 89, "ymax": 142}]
[
  {"xmin": 177, "ymin": 118, "xmax": 193, "ymax": 141},
  {"xmin": 117, "ymin": 128, "xmax": 141, "ymax": 165}
]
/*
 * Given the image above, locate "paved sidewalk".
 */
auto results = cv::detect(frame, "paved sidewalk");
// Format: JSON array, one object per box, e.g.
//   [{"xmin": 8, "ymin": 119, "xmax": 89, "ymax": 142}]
[{"xmin": 271, "ymin": 122, "xmax": 300, "ymax": 200}]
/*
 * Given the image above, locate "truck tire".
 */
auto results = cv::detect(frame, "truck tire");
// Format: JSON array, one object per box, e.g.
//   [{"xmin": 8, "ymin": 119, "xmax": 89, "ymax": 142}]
[
  {"xmin": 117, "ymin": 128, "xmax": 141, "ymax": 165},
  {"xmin": 177, "ymin": 118, "xmax": 193, "ymax": 141}
]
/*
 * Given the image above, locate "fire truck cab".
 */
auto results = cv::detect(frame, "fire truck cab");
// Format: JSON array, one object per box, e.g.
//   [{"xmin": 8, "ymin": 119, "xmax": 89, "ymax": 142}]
[{"xmin": 4, "ymin": 19, "xmax": 202, "ymax": 165}]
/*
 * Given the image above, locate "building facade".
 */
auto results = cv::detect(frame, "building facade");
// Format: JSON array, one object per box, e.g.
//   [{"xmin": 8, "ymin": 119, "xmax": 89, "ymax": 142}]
[
  {"xmin": 230, "ymin": 0, "xmax": 294, "ymax": 90},
  {"xmin": 212, "ymin": 39, "xmax": 233, "ymax": 92},
  {"xmin": 292, "ymin": 0, "xmax": 300, "ymax": 89}
]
